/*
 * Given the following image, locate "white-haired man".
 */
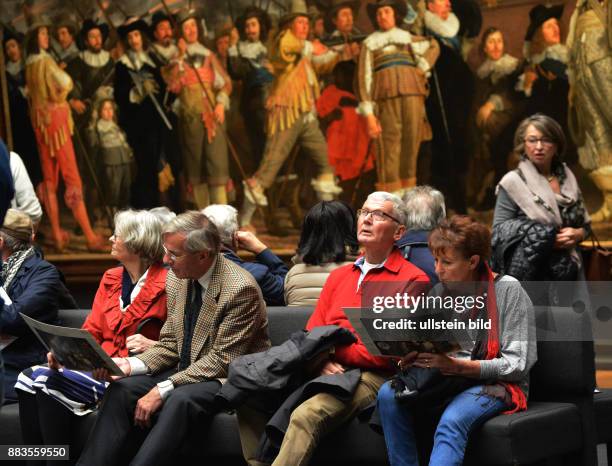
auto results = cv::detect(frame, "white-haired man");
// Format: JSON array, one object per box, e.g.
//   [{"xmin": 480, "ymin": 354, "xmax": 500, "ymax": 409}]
[
  {"xmin": 203, "ymin": 204, "xmax": 288, "ymax": 306},
  {"xmin": 396, "ymin": 185, "xmax": 446, "ymax": 283},
  {"xmin": 238, "ymin": 192, "xmax": 430, "ymax": 466},
  {"xmin": 78, "ymin": 211, "xmax": 270, "ymax": 466}
]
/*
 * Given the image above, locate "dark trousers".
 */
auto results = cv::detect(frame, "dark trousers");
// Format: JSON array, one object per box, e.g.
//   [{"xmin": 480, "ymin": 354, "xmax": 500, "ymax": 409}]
[
  {"xmin": 77, "ymin": 371, "xmax": 221, "ymax": 466},
  {"xmin": 18, "ymin": 390, "xmax": 89, "ymax": 466}
]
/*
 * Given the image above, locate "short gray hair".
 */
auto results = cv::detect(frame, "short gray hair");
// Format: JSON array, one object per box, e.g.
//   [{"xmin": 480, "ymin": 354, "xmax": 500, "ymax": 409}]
[
  {"xmin": 163, "ymin": 210, "xmax": 221, "ymax": 254},
  {"xmin": 366, "ymin": 191, "xmax": 408, "ymax": 225},
  {"xmin": 149, "ymin": 207, "xmax": 176, "ymax": 227},
  {"xmin": 402, "ymin": 186, "xmax": 446, "ymax": 230},
  {"xmin": 114, "ymin": 209, "xmax": 164, "ymax": 263},
  {"xmin": 0, "ymin": 231, "xmax": 30, "ymax": 252},
  {"xmin": 202, "ymin": 204, "xmax": 238, "ymax": 247}
]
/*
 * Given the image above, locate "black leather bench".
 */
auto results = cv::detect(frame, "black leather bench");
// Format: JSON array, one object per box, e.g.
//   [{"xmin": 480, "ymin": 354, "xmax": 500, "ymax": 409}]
[{"xmin": 0, "ymin": 305, "xmax": 605, "ymax": 465}]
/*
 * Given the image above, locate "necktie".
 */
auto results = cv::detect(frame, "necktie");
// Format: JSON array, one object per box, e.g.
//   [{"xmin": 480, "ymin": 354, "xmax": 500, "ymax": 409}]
[{"xmin": 179, "ymin": 280, "xmax": 203, "ymax": 370}]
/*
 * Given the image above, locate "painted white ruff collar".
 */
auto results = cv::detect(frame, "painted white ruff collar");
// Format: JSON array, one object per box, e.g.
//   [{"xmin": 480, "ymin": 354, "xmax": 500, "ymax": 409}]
[
  {"xmin": 528, "ymin": 43, "xmax": 569, "ymax": 65},
  {"xmin": 153, "ymin": 43, "xmax": 178, "ymax": 61},
  {"xmin": 186, "ymin": 41, "xmax": 210, "ymax": 57},
  {"xmin": 477, "ymin": 54, "xmax": 519, "ymax": 82},
  {"xmin": 424, "ymin": 10, "xmax": 460, "ymax": 38},
  {"xmin": 119, "ymin": 50, "xmax": 157, "ymax": 70},
  {"xmin": 6, "ymin": 60, "xmax": 23, "ymax": 76},
  {"xmin": 96, "ymin": 118, "xmax": 117, "ymax": 132},
  {"xmin": 363, "ymin": 27, "xmax": 413, "ymax": 50},
  {"xmin": 237, "ymin": 40, "xmax": 267, "ymax": 60},
  {"xmin": 81, "ymin": 49, "xmax": 111, "ymax": 68}
]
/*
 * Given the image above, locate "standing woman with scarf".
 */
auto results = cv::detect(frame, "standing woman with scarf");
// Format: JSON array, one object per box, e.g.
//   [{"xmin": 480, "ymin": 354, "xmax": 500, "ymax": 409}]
[
  {"xmin": 377, "ymin": 215, "xmax": 537, "ymax": 465},
  {"xmin": 491, "ymin": 114, "xmax": 590, "ymax": 287}
]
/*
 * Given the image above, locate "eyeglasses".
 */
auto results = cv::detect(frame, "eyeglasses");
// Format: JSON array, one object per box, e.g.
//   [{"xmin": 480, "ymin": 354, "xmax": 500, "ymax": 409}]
[
  {"xmin": 163, "ymin": 245, "xmax": 191, "ymax": 262},
  {"xmin": 524, "ymin": 137, "xmax": 555, "ymax": 147},
  {"xmin": 357, "ymin": 208, "xmax": 400, "ymax": 223}
]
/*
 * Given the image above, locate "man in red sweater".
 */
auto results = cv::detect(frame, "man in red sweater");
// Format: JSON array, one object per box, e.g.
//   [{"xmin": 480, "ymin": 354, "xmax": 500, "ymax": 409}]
[{"xmin": 239, "ymin": 191, "xmax": 430, "ymax": 466}]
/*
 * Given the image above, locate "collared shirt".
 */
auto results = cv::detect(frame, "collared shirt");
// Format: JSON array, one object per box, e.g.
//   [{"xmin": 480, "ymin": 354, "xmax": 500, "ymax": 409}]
[
  {"xmin": 127, "ymin": 257, "xmax": 218, "ymax": 399},
  {"xmin": 353, "ymin": 256, "xmax": 386, "ymax": 291},
  {"xmin": 119, "ymin": 268, "xmax": 149, "ymax": 311},
  {"xmin": 305, "ymin": 249, "xmax": 430, "ymax": 371}
]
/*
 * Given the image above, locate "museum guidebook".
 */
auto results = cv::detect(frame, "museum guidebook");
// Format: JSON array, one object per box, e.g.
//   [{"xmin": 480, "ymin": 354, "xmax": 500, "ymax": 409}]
[
  {"xmin": 20, "ymin": 313, "xmax": 124, "ymax": 376},
  {"xmin": 344, "ymin": 307, "xmax": 473, "ymax": 357}
]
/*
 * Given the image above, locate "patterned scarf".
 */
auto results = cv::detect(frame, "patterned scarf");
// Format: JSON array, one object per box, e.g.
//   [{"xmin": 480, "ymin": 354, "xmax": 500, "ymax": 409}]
[{"xmin": 1, "ymin": 246, "xmax": 35, "ymax": 292}]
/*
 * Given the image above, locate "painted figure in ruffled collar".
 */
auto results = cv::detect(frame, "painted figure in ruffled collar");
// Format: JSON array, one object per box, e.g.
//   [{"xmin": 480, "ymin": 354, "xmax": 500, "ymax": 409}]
[
  {"xmin": 65, "ymin": 20, "xmax": 114, "ymax": 124},
  {"xmin": 53, "ymin": 15, "xmax": 80, "ymax": 68},
  {"xmin": 150, "ymin": 11, "xmax": 179, "ymax": 66},
  {"xmin": 3, "ymin": 30, "xmax": 42, "ymax": 188},
  {"xmin": 471, "ymin": 27, "xmax": 524, "ymax": 211},
  {"xmin": 423, "ymin": 0, "xmax": 480, "ymax": 214},
  {"xmin": 357, "ymin": 0, "xmax": 439, "ymax": 195},
  {"xmin": 324, "ymin": 0, "xmax": 362, "ymax": 58},
  {"xmin": 424, "ymin": 0, "xmax": 462, "ymax": 53},
  {"xmin": 519, "ymin": 4, "xmax": 568, "ymax": 96},
  {"xmin": 519, "ymin": 4, "xmax": 575, "ymax": 164},
  {"xmin": 227, "ymin": 5, "xmax": 274, "ymax": 167},
  {"xmin": 24, "ymin": 16, "xmax": 106, "ymax": 252},
  {"xmin": 114, "ymin": 17, "xmax": 171, "ymax": 209},
  {"xmin": 163, "ymin": 9, "xmax": 232, "ymax": 208}
]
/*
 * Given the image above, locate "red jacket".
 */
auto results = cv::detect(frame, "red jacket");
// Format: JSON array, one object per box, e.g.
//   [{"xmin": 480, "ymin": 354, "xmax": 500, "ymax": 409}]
[
  {"xmin": 82, "ymin": 263, "xmax": 168, "ymax": 358},
  {"xmin": 316, "ymin": 85, "xmax": 374, "ymax": 181},
  {"xmin": 306, "ymin": 249, "xmax": 430, "ymax": 372}
]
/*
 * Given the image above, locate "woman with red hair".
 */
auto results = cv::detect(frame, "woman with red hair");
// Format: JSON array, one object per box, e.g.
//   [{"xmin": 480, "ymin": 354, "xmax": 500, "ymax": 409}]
[{"xmin": 377, "ymin": 215, "xmax": 537, "ymax": 466}]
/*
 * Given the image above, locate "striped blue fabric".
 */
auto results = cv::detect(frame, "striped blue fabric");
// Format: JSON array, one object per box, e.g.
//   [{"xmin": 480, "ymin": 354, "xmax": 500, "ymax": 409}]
[{"xmin": 15, "ymin": 365, "xmax": 108, "ymax": 416}]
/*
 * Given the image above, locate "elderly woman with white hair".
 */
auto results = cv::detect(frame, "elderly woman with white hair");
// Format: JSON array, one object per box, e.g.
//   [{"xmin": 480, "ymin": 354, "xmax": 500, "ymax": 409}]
[
  {"xmin": 202, "ymin": 204, "xmax": 288, "ymax": 305},
  {"xmin": 15, "ymin": 209, "xmax": 168, "ymax": 462}
]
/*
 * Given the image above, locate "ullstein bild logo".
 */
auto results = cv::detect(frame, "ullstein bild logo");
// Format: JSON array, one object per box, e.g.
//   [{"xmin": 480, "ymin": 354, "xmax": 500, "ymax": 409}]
[{"xmin": 353, "ymin": 280, "xmax": 612, "ymax": 347}]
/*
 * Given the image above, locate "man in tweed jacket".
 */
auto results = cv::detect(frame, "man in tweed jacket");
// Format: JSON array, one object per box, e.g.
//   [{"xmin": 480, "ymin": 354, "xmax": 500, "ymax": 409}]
[{"xmin": 78, "ymin": 211, "xmax": 270, "ymax": 466}]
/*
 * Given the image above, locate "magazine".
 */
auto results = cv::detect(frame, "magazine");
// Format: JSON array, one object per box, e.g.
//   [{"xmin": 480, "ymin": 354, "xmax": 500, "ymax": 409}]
[
  {"xmin": 20, "ymin": 313, "xmax": 124, "ymax": 376},
  {"xmin": 344, "ymin": 307, "xmax": 469, "ymax": 358}
]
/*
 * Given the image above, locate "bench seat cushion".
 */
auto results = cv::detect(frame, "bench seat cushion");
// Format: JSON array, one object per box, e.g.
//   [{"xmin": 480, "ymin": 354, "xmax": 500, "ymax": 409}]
[
  {"xmin": 465, "ymin": 401, "xmax": 582, "ymax": 465},
  {"xmin": 594, "ymin": 389, "xmax": 612, "ymax": 443}
]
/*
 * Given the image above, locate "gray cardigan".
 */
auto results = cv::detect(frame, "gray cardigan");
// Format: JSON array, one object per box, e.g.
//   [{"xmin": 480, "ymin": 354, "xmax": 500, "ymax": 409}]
[{"xmin": 452, "ymin": 275, "xmax": 537, "ymax": 397}]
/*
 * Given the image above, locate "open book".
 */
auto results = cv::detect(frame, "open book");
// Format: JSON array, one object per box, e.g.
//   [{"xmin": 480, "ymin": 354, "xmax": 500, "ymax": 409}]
[
  {"xmin": 344, "ymin": 307, "xmax": 471, "ymax": 357},
  {"xmin": 20, "ymin": 313, "xmax": 124, "ymax": 376}
]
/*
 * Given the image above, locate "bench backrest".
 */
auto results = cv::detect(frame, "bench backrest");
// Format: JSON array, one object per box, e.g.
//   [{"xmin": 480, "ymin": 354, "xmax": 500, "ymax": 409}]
[
  {"xmin": 57, "ymin": 307, "xmax": 315, "ymax": 343},
  {"xmin": 529, "ymin": 306, "xmax": 595, "ymax": 399},
  {"xmin": 58, "ymin": 305, "xmax": 595, "ymax": 399},
  {"xmin": 58, "ymin": 308, "xmax": 89, "ymax": 329},
  {"xmin": 265, "ymin": 306, "xmax": 314, "ymax": 345}
]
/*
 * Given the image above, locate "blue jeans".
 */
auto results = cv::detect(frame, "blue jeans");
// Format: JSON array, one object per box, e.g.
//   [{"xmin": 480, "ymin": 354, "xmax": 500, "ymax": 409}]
[{"xmin": 377, "ymin": 382, "xmax": 509, "ymax": 466}]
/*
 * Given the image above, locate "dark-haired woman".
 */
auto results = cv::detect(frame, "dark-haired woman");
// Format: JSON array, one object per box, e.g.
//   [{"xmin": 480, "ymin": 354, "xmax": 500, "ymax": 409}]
[
  {"xmin": 492, "ymin": 114, "xmax": 590, "ymax": 285},
  {"xmin": 284, "ymin": 200, "xmax": 359, "ymax": 306},
  {"xmin": 377, "ymin": 215, "xmax": 537, "ymax": 466}
]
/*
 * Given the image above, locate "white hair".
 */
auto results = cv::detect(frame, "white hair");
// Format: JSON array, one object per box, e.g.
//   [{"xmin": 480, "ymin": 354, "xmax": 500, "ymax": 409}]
[
  {"xmin": 366, "ymin": 191, "xmax": 408, "ymax": 225},
  {"xmin": 201, "ymin": 204, "xmax": 238, "ymax": 246},
  {"xmin": 149, "ymin": 207, "xmax": 177, "ymax": 227},
  {"xmin": 114, "ymin": 209, "xmax": 164, "ymax": 263},
  {"xmin": 402, "ymin": 186, "xmax": 446, "ymax": 230}
]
